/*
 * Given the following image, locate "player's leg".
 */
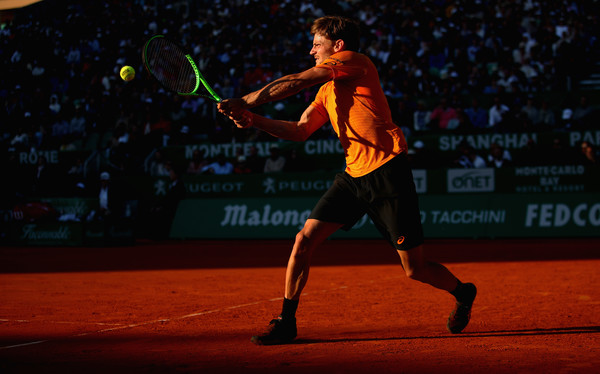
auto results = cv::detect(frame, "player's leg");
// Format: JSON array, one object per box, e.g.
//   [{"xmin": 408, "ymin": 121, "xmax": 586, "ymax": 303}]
[
  {"xmin": 252, "ymin": 173, "xmax": 362, "ymax": 345},
  {"xmin": 397, "ymin": 245, "xmax": 477, "ymax": 333},
  {"xmin": 251, "ymin": 219, "xmax": 342, "ymax": 345},
  {"xmin": 396, "ymin": 244, "xmax": 458, "ymax": 292},
  {"xmin": 366, "ymin": 154, "xmax": 477, "ymax": 333},
  {"xmin": 285, "ymin": 218, "xmax": 343, "ymax": 300}
]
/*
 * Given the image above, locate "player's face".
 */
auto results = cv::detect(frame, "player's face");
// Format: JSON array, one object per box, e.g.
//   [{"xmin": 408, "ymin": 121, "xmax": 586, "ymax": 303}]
[{"xmin": 310, "ymin": 34, "xmax": 336, "ymax": 66}]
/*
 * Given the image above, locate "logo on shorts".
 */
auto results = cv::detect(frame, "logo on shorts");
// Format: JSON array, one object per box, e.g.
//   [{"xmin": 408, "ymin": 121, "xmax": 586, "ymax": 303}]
[{"xmin": 396, "ymin": 236, "xmax": 405, "ymax": 245}]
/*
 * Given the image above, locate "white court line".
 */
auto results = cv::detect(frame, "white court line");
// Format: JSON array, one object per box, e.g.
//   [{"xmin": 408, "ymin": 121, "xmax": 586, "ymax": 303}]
[
  {"xmin": 0, "ymin": 277, "xmax": 402, "ymax": 351},
  {"xmin": 0, "ymin": 340, "xmax": 48, "ymax": 350},
  {"xmin": 0, "ymin": 295, "xmax": 287, "ymax": 350}
]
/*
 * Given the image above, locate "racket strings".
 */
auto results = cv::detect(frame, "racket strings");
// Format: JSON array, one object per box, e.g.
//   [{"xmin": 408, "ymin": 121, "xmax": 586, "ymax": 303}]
[{"xmin": 145, "ymin": 38, "xmax": 198, "ymax": 94}]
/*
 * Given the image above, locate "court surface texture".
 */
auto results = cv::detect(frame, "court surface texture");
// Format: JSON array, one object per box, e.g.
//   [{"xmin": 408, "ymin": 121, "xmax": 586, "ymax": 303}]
[{"xmin": 1, "ymin": 238, "xmax": 599, "ymax": 373}]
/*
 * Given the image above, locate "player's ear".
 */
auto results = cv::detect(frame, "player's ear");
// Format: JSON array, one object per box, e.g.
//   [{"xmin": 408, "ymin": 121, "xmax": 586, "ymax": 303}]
[{"xmin": 333, "ymin": 39, "xmax": 345, "ymax": 52}]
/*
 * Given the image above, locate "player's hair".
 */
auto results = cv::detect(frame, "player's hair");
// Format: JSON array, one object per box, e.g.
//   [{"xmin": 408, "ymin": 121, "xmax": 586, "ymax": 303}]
[{"xmin": 311, "ymin": 16, "xmax": 360, "ymax": 52}]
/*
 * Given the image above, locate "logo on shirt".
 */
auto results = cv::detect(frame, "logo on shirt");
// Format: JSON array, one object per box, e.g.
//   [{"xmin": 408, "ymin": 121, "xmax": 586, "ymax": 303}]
[
  {"xmin": 323, "ymin": 57, "xmax": 343, "ymax": 66},
  {"xmin": 396, "ymin": 236, "xmax": 405, "ymax": 245}
]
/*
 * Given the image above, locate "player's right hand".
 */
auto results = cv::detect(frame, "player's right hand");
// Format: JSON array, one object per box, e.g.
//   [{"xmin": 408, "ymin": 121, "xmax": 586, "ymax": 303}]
[{"xmin": 217, "ymin": 98, "xmax": 246, "ymax": 117}]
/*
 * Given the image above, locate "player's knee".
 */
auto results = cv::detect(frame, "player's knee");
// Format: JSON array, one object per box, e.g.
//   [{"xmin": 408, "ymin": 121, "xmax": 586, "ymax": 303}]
[
  {"xmin": 293, "ymin": 229, "xmax": 318, "ymax": 257},
  {"xmin": 294, "ymin": 231, "xmax": 310, "ymax": 252}
]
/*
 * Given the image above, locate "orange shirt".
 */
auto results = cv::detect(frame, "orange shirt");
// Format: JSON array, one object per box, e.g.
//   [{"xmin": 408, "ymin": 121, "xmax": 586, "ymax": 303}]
[{"xmin": 311, "ymin": 51, "xmax": 407, "ymax": 177}]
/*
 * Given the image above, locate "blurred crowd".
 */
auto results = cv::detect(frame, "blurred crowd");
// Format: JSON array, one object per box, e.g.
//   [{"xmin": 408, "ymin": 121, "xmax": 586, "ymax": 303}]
[{"xmin": 1, "ymin": 0, "xmax": 599, "ymax": 198}]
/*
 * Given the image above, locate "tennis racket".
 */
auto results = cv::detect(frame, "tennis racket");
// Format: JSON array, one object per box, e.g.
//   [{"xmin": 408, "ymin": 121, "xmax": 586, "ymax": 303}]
[{"xmin": 142, "ymin": 35, "xmax": 222, "ymax": 102}]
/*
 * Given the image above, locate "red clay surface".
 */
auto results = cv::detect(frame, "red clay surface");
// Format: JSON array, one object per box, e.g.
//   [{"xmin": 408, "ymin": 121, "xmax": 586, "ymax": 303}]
[{"xmin": 1, "ymin": 238, "xmax": 599, "ymax": 373}]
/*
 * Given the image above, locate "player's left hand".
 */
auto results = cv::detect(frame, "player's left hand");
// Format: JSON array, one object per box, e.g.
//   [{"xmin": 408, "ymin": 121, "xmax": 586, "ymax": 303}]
[{"xmin": 230, "ymin": 110, "xmax": 254, "ymax": 129}]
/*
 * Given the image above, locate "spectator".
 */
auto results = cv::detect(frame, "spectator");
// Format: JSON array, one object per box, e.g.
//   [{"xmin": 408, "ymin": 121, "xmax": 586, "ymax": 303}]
[
  {"xmin": 66, "ymin": 157, "xmax": 85, "ymax": 194},
  {"xmin": 464, "ymin": 98, "xmax": 488, "ymax": 131},
  {"xmin": 521, "ymin": 97, "xmax": 540, "ymax": 127},
  {"xmin": 88, "ymin": 171, "xmax": 124, "ymax": 226},
  {"xmin": 429, "ymin": 98, "xmax": 458, "ymax": 131},
  {"xmin": 149, "ymin": 149, "xmax": 170, "ymax": 177},
  {"xmin": 516, "ymin": 138, "xmax": 544, "ymax": 166},
  {"xmin": 284, "ymin": 149, "xmax": 308, "ymax": 172},
  {"xmin": 164, "ymin": 164, "xmax": 186, "ymax": 221},
  {"xmin": 264, "ymin": 146, "xmax": 286, "ymax": 173},
  {"xmin": 544, "ymin": 138, "xmax": 580, "ymax": 165},
  {"xmin": 393, "ymin": 99, "xmax": 415, "ymax": 138},
  {"xmin": 452, "ymin": 107, "xmax": 475, "ymax": 133},
  {"xmin": 96, "ymin": 172, "xmax": 114, "ymax": 220},
  {"xmin": 454, "ymin": 142, "xmax": 487, "ymax": 168},
  {"xmin": 201, "ymin": 154, "xmax": 234, "ymax": 175},
  {"xmin": 578, "ymin": 141, "xmax": 598, "ymax": 165},
  {"xmin": 69, "ymin": 106, "xmax": 87, "ymax": 137},
  {"xmin": 233, "ymin": 147, "xmax": 252, "ymax": 174},
  {"xmin": 412, "ymin": 101, "xmax": 431, "ymax": 132},
  {"xmin": 50, "ymin": 113, "xmax": 70, "ymax": 145},
  {"xmin": 560, "ymin": 106, "xmax": 574, "ymax": 130},
  {"xmin": 572, "ymin": 96, "xmax": 593, "ymax": 128},
  {"xmin": 31, "ymin": 155, "xmax": 52, "ymax": 196},
  {"xmin": 245, "ymin": 145, "xmax": 264, "ymax": 173},
  {"xmin": 48, "ymin": 94, "xmax": 61, "ymax": 115},
  {"xmin": 187, "ymin": 149, "xmax": 208, "ymax": 175},
  {"xmin": 59, "ymin": 134, "xmax": 77, "ymax": 151},
  {"xmin": 487, "ymin": 143, "xmax": 513, "ymax": 168},
  {"xmin": 488, "ymin": 96, "xmax": 510, "ymax": 129},
  {"xmin": 482, "ymin": 77, "xmax": 501, "ymax": 95},
  {"xmin": 538, "ymin": 100, "xmax": 557, "ymax": 130},
  {"xmin": 9, "ymin": 126, "xmax": 29, "ymax": 150},
  {"xmin": 144, "ymin": 163, "xmax": 186, "ymax": 239},
  {"xmin": 408, "ymin": 140, "xmax": 438, "ymax": 169},
  {"xmin": 1, "ymin": 0, "xmax": 599, "ymax": 192}
]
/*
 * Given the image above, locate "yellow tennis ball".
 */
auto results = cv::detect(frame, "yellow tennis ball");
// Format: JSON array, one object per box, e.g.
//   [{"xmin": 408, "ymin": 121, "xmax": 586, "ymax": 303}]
[{"xmin": 120, "ymin": 66, "xmax": 135, "ymax": 81}]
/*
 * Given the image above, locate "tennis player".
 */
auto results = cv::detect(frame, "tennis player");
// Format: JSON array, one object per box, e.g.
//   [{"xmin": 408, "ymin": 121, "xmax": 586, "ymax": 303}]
[{"xmin": 218, "ymin": 16, "xmax": 477, "ymax": 345}]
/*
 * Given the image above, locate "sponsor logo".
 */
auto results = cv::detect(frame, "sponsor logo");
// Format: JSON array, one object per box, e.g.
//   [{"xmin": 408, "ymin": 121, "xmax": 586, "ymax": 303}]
[
  {"xmin": 514, "ymin": 165, "xmax": 585, "ymax": 176},
  {"xmin": 18, "ymin": 150, "xmax": 59, "ymax": 165},
  {"xmin": 185, "ymin": 142, "xmax": 279, "ymax": 159},
  {"xmin": 263, "ymin": 178, "xmax": 276, "ymax": 194},
  {"xmin": 425, "ymin": 210, "xmax": 506, "ymax": 224},
  {"xmin": 187, "ymin": 181, "xmax": 245, "ymax": 194},
  {"xmin": 513, "ymin": 165, "xmax": 587, "ymax": 193},
  {"xmin": 411, "ymin": 169, "xmax": 427, "ymax": 194},
  {"xmin": 21, "ymin": 224, "xmax": 71, "ymax": 240},
  {"xmin": 304, "ymin": 139, "xmax": 344, "ymax": 155},
  {"xmin": 323, "ymin": 57, "xmax": 343, "ymax": 66},
  {"xmin": 447, "ymin": 168, "xmax": 495, "ymax": 193},
  {"xmin": 438, "ymin": 133, "xmax": 536, "ymax": 151},
  {"xmin": 525, "ymin": 203, "xmax": 600, "ymax": 228},
  {"xmin": 569, "ymin": 130, "xmax": 600, "ymax": 147},
  {"xmin": 185, "ymin": 139, "xmax": 346, "ymax": 160},
  {"xmin": 396, "ymin": 236, "xmax": 405, "ymax": 245},
  {"xmin": 220, "ymin": 204, "xmax": 311, "ymax": 229},
  {"xmin": 262, "ymin": 177, "xmax": 333, "ymax": 194}
]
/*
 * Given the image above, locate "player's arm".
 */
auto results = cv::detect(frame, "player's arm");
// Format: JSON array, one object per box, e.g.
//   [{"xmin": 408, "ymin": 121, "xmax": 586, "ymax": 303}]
[
  {"xmin": 218, "ymin": 66, "xmax": 333, "ymax": 113},
  {"xmin": 244, "ymin": 66, "xmax": 332, "ymax": 107},
  {"xmin": 229, "ymin": 104, "xmax": 328, "ymax": 142}
]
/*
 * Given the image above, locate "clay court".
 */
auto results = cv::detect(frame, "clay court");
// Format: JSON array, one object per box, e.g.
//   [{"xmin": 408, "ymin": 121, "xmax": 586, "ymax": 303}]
[{"xmin": 1, "ymin": 238, "xmax": 599, "ymax": 373}]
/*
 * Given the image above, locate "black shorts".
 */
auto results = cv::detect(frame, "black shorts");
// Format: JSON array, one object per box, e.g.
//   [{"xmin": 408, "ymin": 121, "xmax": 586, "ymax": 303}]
[{"xmin": 309, "ymin": 153, "xmax": 424, "ymax": 251}]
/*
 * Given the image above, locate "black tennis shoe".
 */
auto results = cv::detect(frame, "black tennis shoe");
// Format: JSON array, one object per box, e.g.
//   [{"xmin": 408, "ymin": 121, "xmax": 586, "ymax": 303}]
[
  {"xmin": 447, "ymin": 283, "xmax": 477, "ymax": 334},
  {"xmin": 251, "ymin": 316, "xmax": 297, "ymax": 345}
]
